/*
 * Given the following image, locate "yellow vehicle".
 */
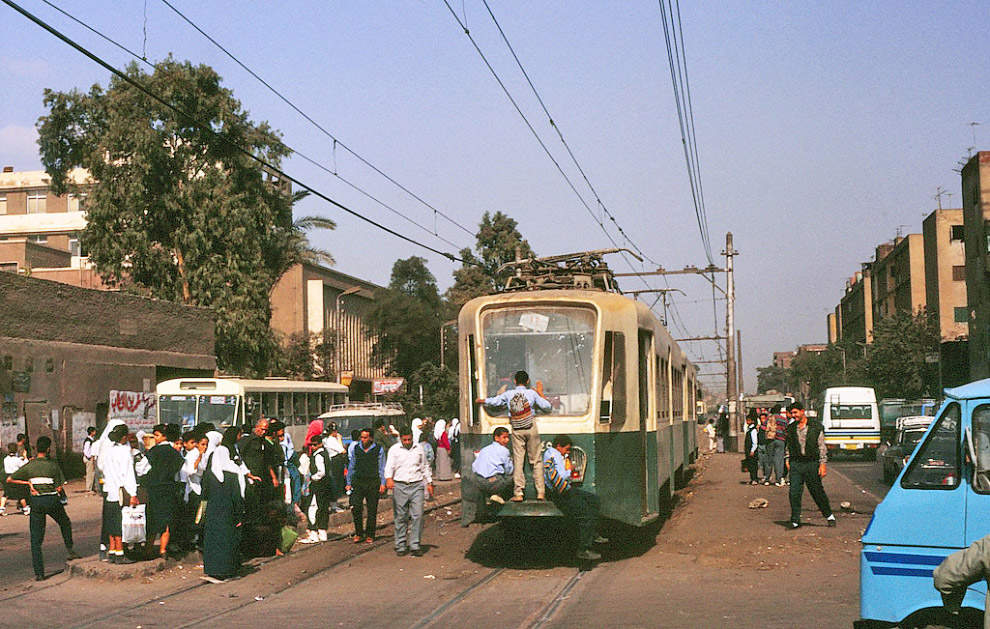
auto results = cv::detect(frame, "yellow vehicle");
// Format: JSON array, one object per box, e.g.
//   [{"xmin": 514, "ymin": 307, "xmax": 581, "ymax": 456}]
[{"xmin": 458, "ymin": 250, "xmax": 698, "ymax": 528}]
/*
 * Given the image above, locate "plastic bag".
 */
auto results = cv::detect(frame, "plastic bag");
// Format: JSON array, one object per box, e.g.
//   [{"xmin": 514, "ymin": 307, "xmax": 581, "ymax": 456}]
[
  {"xmin": 122, "ymin": 504, "xmax": 147, "ymax": 544},
  {"xmin": 279, "ymin": 525, "xmax": 299, "ymax": 553}
]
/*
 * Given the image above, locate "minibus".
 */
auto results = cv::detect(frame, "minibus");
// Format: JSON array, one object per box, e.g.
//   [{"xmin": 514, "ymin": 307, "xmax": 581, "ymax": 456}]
[{"xmin": 822, "ymin": 386, "xmax": 881, "ymax": 457}]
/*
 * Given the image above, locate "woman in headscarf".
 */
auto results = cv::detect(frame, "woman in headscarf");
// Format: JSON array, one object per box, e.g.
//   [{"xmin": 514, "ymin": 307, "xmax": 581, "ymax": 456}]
[
  {"xmin": 434, "ymin": 419, "xmax": 453, "ymax": 481},
  {"xmin": 183, "ymin": 431, "xmax": 220, "ymax": 551},
  {"xmin": 448, "ymin": 419, "xmax": 462, "ymax": 478},
  {"xmin": 303, "ymin": 420, "xmax": 324, "ymax": 456},
  {"xmin": 411, "ymin": 418, "xmax": 424, "ymax": 444},
  {"xmin": 201, "ymin": 426, "xmax": 245, "ymax": 583},
  {"xmin": 93, "ymin": 419, "xmax": 125, "ymax": 561}
]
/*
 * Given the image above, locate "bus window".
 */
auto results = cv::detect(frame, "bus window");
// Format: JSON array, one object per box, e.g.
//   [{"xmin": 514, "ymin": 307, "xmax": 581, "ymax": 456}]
[
  {"xmin": 262, "ymin": 392, "xmax": 277, "ymax": 419},
  {"xmin": 308, "ymin": 393, "xmax": 321, "ymax": 417},
  {"xmin": 197, "ymin": 395, "xmax": 238, "ymax": 428},
  {"xmin": 159, "ymin": 395, "xmax": 197, "ymax": 426},
  {"xmin": 971, "ymin": 405, "xmax": 990, "ymax": 493},
  {"xmin": 901, "ymin": 402, "xmax": 960, "ymax": 490}
]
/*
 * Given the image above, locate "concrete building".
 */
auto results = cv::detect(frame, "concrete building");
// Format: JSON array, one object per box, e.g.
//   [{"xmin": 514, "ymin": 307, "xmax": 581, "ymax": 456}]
[
  {"xmin": 0, "ymin": 167, "xmax": 91, "ymax": 258},
  {"xmin": 1, "ymin": 272, "xmax": 215, "ymax": 473},
  {"xmin": 826, "ymin": 312, "xmax": 839, "ymax": 344},
  {"xmin": 773, "ymin": 351, "xmax": 794, "ymax": 369},
  {"xmin": 962, "ymin": 151, "xmax": 990, "ymax": 380},
  {"xmin": 270, "ymin": 262, "xmax": 387, "ymax": 400},
  {"xmin": 838, "ymin": 268, "xmax": 873, "ymax": 345},
  {"xmin": 871, "ymin": 234, "xmax": 926, "ymax": 322},
  {"xmin": 922, "ymin": 208, "xmax": 970, "ymax": 387}
]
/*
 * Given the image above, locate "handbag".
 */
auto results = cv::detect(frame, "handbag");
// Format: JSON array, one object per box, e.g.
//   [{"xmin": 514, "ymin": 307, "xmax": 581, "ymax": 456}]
[{"xmin": 121, "ymin": 504, "xmax": 147, "ymax": 544}]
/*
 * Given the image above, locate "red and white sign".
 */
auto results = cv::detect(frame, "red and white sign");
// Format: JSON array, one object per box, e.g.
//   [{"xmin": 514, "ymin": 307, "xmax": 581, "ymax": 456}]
[
  {"xmin": 109, "ymin": 390, "xmax": 157, "ymax": 432},
  {"xmin": 373, "ymin": 378, "xmax": 405, "ymax": 395}
]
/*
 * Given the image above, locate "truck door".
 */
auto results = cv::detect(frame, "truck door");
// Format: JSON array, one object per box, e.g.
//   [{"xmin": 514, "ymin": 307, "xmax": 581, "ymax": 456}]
[{"xmin": 965, "ymin": 402, "xmax": 990, "ymax": 545}]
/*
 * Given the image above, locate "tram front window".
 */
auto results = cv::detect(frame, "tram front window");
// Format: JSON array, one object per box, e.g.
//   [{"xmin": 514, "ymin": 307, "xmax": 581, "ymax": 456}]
[{"xmin": 482, "ymin": 306, "xmax": 595, "ymax": 416}]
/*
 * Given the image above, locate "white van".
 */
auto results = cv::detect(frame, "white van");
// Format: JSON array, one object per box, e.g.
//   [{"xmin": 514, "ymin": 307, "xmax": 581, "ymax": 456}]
[{"xmin": 822, "ymin": 386, "xmax": 881, "ymax": 457}]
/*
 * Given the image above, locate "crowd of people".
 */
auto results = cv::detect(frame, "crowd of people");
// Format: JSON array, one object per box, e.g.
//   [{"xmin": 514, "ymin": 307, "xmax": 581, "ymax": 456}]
[
  {"xmin": 0, "ymin": 413, "xmax": 467, "ymax": 582},
  {"xmin": 736, "ymin": 402, "xmax": 837, "ymax": 530}
]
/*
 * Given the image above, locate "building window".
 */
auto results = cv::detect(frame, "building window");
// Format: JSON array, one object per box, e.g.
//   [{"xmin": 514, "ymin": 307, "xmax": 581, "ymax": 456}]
[
  {"xmin": 26, "ymin": 190, "xmax": 47, "ymax": 214},
  {"xmin": 0, "ymin": 193, "xmax": 6, "ymax": 215},
  {"xmin": 69, "ymin": 233, "xmax": 81, "ymax": 256},
  {"xmin": 68, "ymin": 193, "xmax": 87, "ymax": 212},
  {"xmin": 953, "ymin": 265, "xmax": 966, "ymax": 281},
  {"xmin": 27, "ymin": 234, "xmax": 48, "ymax": 245},
  {"xmin": 951, "ymin": 224, "xmax": 965, "ymax": 241},
  {"xmin": 955, "ymin": 307, "xmax": 970, "ymax": 323}
]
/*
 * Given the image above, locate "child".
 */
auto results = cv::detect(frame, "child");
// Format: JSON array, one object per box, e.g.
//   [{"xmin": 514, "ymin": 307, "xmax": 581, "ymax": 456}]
[{"xmin": 703, "ymin": 419, "xmax": 717, "ymax": 454}]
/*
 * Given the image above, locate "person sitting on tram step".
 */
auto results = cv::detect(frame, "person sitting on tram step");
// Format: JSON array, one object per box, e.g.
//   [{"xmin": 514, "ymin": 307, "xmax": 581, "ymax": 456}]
[
  {"xmin": 543, "ymin": 435, "xmax": 606, "ymax": 561},
  {"xmin": 461, "ymin": 426, "xmax": 514, "ymax": 527},
  {"xmin": 476, "ymin": 370, "xmax": 552, "ymax": 501}
]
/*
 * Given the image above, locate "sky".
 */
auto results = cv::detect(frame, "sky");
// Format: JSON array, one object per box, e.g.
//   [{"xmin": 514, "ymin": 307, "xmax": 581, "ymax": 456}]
[{"xmin": 2, "ymin": 1, "xmax": 989, "ymax": 395}]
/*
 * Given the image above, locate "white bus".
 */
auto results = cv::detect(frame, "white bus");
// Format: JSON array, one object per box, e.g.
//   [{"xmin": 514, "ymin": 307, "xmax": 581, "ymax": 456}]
[
  {"xmin": 156, "ymin": 377, "xmax": 349, "ymax": 433},
  {"xmin": 311, "ymin": 402, "xmax": 407, "ymax": 447},
  {"xmin": 822, "ymin": 386, "xmax": 881, "ymax": 458}
]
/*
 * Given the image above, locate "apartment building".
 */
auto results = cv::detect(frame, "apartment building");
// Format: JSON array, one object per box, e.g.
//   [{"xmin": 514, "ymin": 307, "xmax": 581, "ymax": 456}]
[{"xmin": 962, "ymin": 151, "xmax": 990, "ymax": 380}]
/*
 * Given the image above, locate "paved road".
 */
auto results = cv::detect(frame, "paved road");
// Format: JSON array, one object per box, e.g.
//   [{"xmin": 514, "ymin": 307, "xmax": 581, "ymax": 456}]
[{"xmin": 829, "ymin": 457, "xmax": 890, "ymax": 504}]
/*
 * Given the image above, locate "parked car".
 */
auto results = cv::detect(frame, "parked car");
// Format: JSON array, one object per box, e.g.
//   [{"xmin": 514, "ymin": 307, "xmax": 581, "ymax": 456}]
[{"xmin": 879, "ymin": 415, "xmax": 934, "ymax": 484}]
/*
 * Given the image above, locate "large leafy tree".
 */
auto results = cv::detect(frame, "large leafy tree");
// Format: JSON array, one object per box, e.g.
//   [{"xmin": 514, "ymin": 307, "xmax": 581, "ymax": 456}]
[
  {"xmin": 37, "ymin": 58, "xmax": 325, "ymax": 375},
  {"xmin": 367, "ymin": 256, "xmax": 443, "ymax": 378},
  {"xmin": 859, "ymin": 310, "xmax": 939, "ymax": 399},
  {"xmin": 756, "ymin": 365, "xmax": 790, "ymax": 394},
  {"xmin": 446, "ymin": 211, "xmax": 535, "ymax": 309}
]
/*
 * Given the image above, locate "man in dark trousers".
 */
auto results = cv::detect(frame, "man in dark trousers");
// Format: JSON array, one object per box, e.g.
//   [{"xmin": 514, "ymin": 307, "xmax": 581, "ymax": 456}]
[
  {"xmin": 345, "ymin": 428, "xmax": 385, "ymax": 544},
  {"xmin": 8, "ymin": 436, "xmax": 80, "ymax": 580},
  {"xmin": 543, "ymin": 435, "xmax": 605, "ymax": 561},
  {"xmin": 143, "ymin": 424, "xmax": 185, "ymax": 558},
  {"xmin": 785, "ymin": 402, "xmax": 836, "ymax": 529},
  {"xmin": 239, "ymin": 418, "xmax": 276, "ymax": 518}
]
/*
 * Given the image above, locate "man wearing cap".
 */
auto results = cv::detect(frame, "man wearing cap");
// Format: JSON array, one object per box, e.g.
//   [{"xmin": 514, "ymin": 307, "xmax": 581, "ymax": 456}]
[{"xmin": 8, "ymin": 436, "xmax": 81, "ymax": 580}]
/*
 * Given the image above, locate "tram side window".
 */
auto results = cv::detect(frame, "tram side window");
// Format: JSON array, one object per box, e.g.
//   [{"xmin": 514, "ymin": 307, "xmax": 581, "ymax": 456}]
[
  {"xmin": 600, "ymin": 331, "xmax": 626, "ymax": 424},
  {"xmin": 901, "ymin": 402, "xmax": 960, "ymax": 490},
  {"xmin": 970, "ymin": 405, "xmax": 990, "ymax": 493}
]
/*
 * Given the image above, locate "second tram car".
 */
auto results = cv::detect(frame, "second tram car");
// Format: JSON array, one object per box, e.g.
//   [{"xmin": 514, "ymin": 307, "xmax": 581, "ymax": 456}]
[{"xmin": 458, "ymin": 251, "xmax": 698, "ymax": 528}]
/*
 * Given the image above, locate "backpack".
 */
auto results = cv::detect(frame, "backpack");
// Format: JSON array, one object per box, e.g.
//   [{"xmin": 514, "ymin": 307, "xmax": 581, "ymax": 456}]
[{"xmin": 509, "ymin": 392, "xmax": 531, "ymax": 417}]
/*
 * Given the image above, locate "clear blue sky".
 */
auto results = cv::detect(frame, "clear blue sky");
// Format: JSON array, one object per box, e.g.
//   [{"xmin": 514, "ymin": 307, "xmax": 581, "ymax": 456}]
[{"xmin": 2, "ymin": 1, "xmax": 988, "ymax": 394}]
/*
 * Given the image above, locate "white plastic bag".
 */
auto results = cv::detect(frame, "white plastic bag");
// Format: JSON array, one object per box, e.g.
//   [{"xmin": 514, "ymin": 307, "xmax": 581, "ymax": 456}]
[{"xmin": 121, "ymin": 504, "xmax": 147, "ymax": 544}]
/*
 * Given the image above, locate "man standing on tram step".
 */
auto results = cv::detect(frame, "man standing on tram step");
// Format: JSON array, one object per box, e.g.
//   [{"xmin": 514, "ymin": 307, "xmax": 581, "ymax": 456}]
[
  {"xmin": 346, "ymin": 428, "xmax": 386, "ymax": 544},
  {"xmin": 462, "ymin": 427, "xmax": 514, "ymax": 527},
  {"xmin": 143, "ymin": 424, "xmax": 185, "ymax": 558},
  {"xmin": 476, "ymin": 370, "xmax": 552, "ymax": 501},
  {"xmin": 385, "ymin": 425, "xmax": 433, "ymax": 556},
  {"xmin": 7, "ymin": 436, "xmax": 81, "ymax": 580},
  {"xmin": 543, "ymin": 435, "xmax": 605, "ymax": 561},
  {"xmin": 784, "ymin": 402, "xmax": 835, "ymax": 529}
]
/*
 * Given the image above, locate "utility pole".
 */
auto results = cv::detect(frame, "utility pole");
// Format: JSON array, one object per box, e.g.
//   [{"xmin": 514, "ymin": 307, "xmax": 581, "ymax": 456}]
[
  {"xmin": 724, "ymin": 232, "xmax": 738, "ymax": 450},
  {"xmin": 736, "ymin": 329, "xmax": 744, "ymax": 399}
]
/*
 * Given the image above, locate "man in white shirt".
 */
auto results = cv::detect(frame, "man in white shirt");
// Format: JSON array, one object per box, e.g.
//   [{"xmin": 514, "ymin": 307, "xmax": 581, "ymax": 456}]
[
  {"xmin": 82, "ymin": 427, "xmax": 98, "ymax": 494},
  {"xmin": 385, "ymin": 426, "xmax": 433, "ymax": 557}
]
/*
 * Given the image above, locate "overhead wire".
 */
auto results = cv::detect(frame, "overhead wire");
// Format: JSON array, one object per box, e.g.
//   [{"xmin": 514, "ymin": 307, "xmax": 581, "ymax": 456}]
[
  {"xmin": 6, "ymin": 0, "xmax": 465, "ymax": 264},
  {"xmin": 35, "ymin": 0, "xmax": 468, "ymax": 254},
  {"xmin": 158, "ymin": 0, "xmax": 477, "ymax": 240}
]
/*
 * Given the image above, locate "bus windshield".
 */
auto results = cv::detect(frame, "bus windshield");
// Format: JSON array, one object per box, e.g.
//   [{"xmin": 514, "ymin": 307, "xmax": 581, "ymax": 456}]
[
  {"xmin": 159, "ymin": 395, "xmax": 197, "ymax": 428},
  {"xmin": 158, "ymin": 394, "xmax": 238, "ymax": 430},
  {"xmin": 482, "ymin": 306, "xmax": 596, "ymax": 416},
  {"xmin": 198, "ymin": 395, "xmax": 238, "ymax": 428}
]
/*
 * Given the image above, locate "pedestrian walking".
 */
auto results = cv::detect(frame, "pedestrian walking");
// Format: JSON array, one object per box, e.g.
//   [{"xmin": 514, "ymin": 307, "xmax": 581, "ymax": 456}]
[
  {"xmin": 2, "ymin": 443, "xmax": 29, "ymax": 516},
  {"xmin": 770, "ymin": 404, "xmax": 789, "ymax": 485},
  {"xmin": 300, "ymin": 435, "xmax": 333, "ymax": 544},
  {"xmin": 7, "ymin": 436, "xmax": 81, "ymax": 580},
  {"xmin": 82, "ymin": 426, "xmax": 98, "ymax": 494},
  {"xmin": 743, "ymin": 412, "xmax": 760, "ymax": 484},
  {"xmin": 703, "ymin": 419, "xmax": 717, "ymax": 454},
  {"xmin": 543, "ymin": 435, "xmax": 604, "ymax": 561},
  {"xmin": 324, "ymin": 422, "xmax": 346, "ymax": 512},
  {"xmin": 785, "ymin": 402, "xmax": 835, "ymax": 529},
  {"xmin": 345, "ymin": 428, "xmax": 386, "ymax": 544},
  {"xmin": 477, "ymin": 370, "xmax": 552, "ymax": 501},
  {"xmin": 201, "ymin": 427, "xmax": 246, "ymax": 583},
  {"xmin": 434, "ymin": 419, "xmax": 453, "ymax": 481},
  {"xmin": 385, "ymin": 426, "xmax": 433, "ymax": 556},
  {"xmin": 448, "ymin": 418, "xmax": 462, "ymax": 478},
  {"xmin": 461, "ymin": 427, "xmax": 514, "ymax": 527},
  {"xmin": 716, "ymin": 409, "xmax": 729, "ymax": 453}
]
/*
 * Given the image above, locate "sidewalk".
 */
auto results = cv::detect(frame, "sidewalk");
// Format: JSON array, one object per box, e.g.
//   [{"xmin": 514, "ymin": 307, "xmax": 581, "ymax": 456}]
[{"xmin": 552, "ymin": 451, "xmax": 877, "ymax": 628}]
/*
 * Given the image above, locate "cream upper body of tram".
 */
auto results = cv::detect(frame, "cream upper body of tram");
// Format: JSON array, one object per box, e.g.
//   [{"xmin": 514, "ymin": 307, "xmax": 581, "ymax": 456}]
[{"xmin": 458, "ymin": 269, "xmax": 698, "ymax": 528}]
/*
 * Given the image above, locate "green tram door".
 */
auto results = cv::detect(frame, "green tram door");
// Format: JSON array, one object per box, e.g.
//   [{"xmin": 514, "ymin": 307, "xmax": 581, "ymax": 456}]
[{"xmin": 639, "ymin": 329, "xmax": 659, "ymax": 518}]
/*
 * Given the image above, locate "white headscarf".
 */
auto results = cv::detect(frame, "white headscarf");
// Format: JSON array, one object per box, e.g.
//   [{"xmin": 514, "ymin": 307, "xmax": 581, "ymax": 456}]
[
  {"xmin": 93, "ymin": 419, "xmax": 126, "ymax": 470},
  {"xmin": 412, "ymin": 418, "xmax": 423, "ymax": 443},
  {"xmin": 434, "ymin": 419, "xmax": 447, "ymax": 440},
  {"xmin": 205, "ymin": 431, "xmax": 222, "ymax": 456},
  {"xmin": 210, "ymin": 444, "xmax": 246, "ymax": 498},
  {"xmin": 448, "ymin": 418, "xmax": 460, "ymax": 439}
]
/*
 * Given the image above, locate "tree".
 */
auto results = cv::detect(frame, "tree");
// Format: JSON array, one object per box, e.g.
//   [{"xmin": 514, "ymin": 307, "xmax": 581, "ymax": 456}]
[
  {"xmin": 756, "ymin": 365, "xmax": 790, "ymax": 394},
  {"xmin": 367, "ymin": 257, "xmax": 443, "ymax": 378},
  {"xmin": 37, "ymin": 58, "xmax": 329, "ymax": 375},
  {"xmin": 392, "ymin": 363, "xmax": 459, "ymax": 419},
  {"xmin": 446, "ymin": 211, "xmax": 535, "ymax": 309},
  {"xmin": 275, "ymin": 331, "xmax": 334, "ymax": 381},
  {"xmin": 859, "ymin": 310, "xmax": 939, "ymax": 399},
  {"xmin": 788, "ymin": 345, "xmax": 846, "ymax": 405}
]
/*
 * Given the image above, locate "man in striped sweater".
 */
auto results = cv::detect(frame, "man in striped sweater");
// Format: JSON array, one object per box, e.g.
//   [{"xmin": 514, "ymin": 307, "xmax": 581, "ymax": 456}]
[
  {"xmin": 477, "ymin": 370, "xmax": 552, "ymax": 501},
  {"xmin": 544, "ymin": 435, "xmax": 603, "ymax": 561}
]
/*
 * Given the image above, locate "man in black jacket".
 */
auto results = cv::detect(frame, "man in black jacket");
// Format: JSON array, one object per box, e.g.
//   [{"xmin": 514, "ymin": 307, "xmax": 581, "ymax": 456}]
[{"xmin": 785, "ymin": 402, "xmax": 835, "ymax": 529}]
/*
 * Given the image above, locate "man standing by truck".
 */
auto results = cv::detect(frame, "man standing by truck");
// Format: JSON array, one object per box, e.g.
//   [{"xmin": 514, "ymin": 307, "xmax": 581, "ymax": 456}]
[{"xmin": 785, "ymin": 402, "xmax": 836, "ymax": 529}]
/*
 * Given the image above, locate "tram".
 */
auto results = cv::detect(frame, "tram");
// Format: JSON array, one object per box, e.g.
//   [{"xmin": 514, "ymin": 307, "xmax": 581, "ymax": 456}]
[{"xmin": 458, "ymin": 250, "xmax": 699, "ymax": 528}]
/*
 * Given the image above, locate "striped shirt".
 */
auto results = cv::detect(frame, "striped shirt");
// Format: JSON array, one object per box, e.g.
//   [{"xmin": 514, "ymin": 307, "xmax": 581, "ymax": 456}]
[
  {"xmin": 543, "ymin": 447, "xmax": 571, "ymax": 495},
  {"xmin": 9, "ymin": 457, "xmax": 65, "ymax": 495}
]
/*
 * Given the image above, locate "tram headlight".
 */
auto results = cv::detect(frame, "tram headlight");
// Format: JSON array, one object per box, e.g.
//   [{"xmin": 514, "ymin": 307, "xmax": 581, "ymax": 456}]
[{"xmin": 568, "ymin": 446, "xmax": 588, "ymax": 484}]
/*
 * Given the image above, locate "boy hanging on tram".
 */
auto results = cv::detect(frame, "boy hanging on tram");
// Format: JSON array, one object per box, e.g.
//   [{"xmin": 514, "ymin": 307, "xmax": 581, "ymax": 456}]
[{"xmin": 475, "ymin": 370, "xmax": 552, "ymax": 501}]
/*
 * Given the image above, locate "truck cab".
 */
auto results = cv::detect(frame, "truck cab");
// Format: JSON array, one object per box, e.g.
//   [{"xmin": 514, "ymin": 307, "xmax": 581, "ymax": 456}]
[{"xmin": 859, "ymin": 379, "xmax": 990, "ymax": 626}]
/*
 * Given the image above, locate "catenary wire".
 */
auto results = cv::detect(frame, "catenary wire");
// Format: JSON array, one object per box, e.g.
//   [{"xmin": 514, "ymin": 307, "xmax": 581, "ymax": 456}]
[
  {"xmin": 159, "ymin": 0, "xmax": 477, "ymax": 240},
  {"xmin": 5, "ymin": 0, "xmax": 466, "ymax": 264},
  {"xmin": 33, "ymin": 0, "xmax": 468, "ymax": 255}
]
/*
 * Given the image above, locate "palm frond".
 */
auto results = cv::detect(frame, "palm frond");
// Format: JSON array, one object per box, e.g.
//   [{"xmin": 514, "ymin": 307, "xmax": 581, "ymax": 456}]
[{"xmin": 293, "ymin": 215, "xmax": 337, "ymax": 232}]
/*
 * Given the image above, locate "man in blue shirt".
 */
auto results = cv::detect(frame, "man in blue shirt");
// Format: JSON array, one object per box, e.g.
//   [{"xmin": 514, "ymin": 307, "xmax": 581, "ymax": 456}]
[
  {"xmin": 345, "ymin": 428, "xmax": 386, "ymax": 544},
  {"xmin": 544, "ymin": 435, "xmax": 604, "ymax": 561},
  {"xmin": 477, "ymin": 370, "xmax": 552, "ymax": 501},
  {"xmin": 461, "ymin": 427, "xmax": 514, "ymax": 526}
]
